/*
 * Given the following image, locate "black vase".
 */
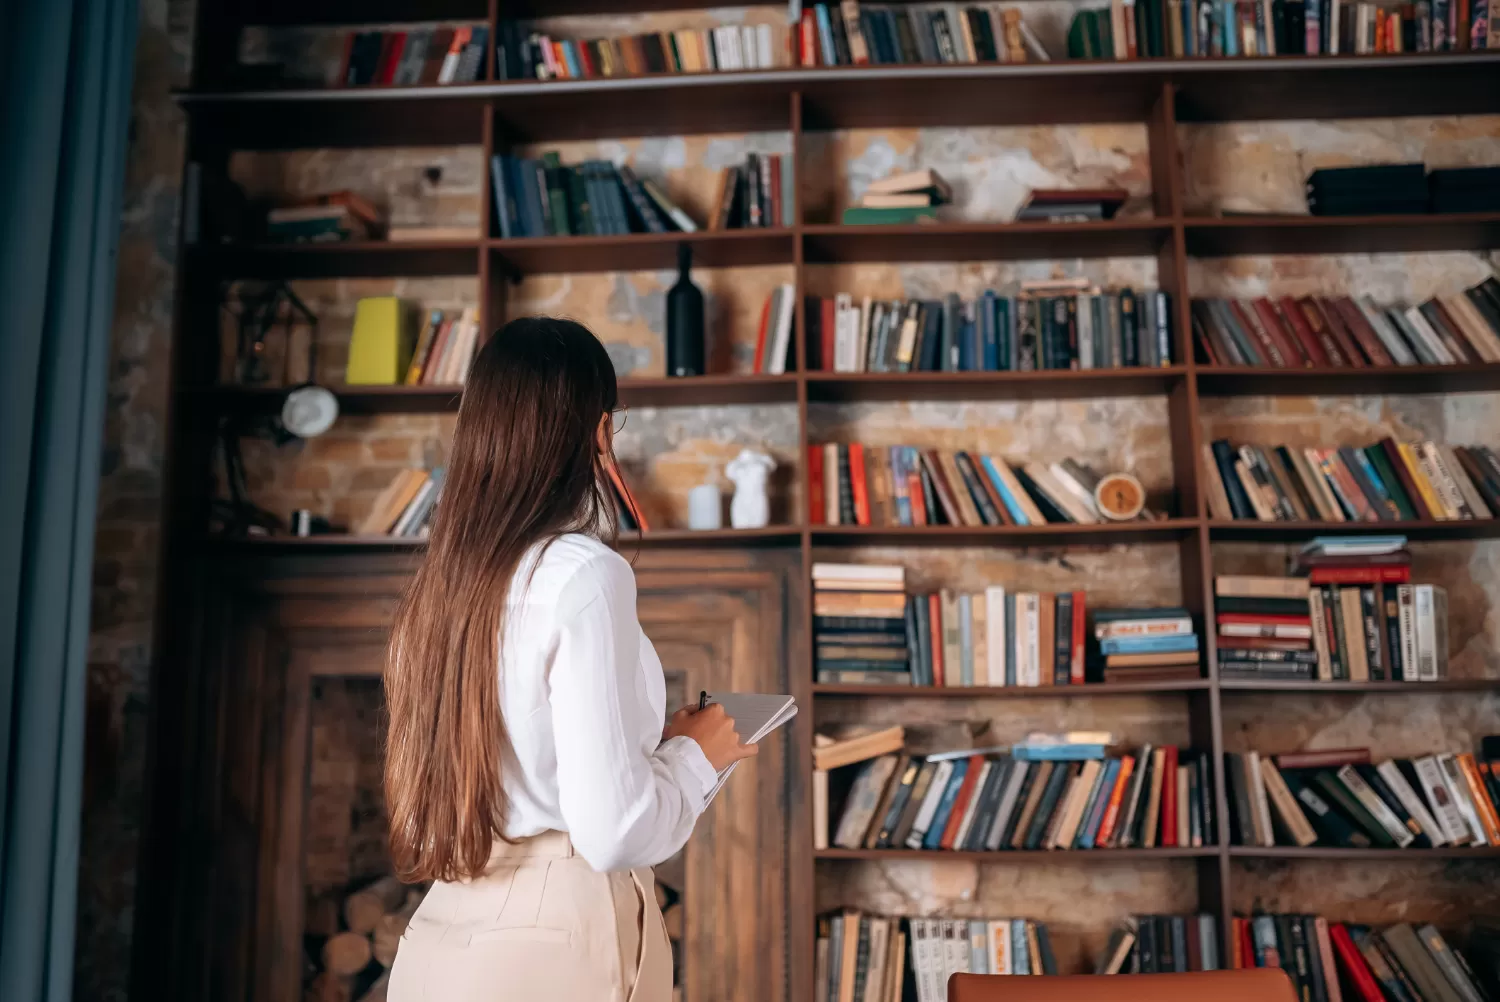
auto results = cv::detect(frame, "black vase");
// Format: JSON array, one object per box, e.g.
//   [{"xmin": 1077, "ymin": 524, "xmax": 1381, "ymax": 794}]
[{"xmin": 665, "ymin": 242, "xmax": 705, "ymax": 377}]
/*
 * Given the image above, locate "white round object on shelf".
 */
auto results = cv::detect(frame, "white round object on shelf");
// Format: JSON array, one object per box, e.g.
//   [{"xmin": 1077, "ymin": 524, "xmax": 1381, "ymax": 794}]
[{"xmin": 281, "ymin": 385, "xmax": 339, "ymax": 439}]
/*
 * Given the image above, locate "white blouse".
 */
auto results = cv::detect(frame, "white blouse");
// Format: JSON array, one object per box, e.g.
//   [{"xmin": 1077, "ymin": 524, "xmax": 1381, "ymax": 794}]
[{"xmin": 497, "ymin": 533, "xmax": 719, "ymax": 871}]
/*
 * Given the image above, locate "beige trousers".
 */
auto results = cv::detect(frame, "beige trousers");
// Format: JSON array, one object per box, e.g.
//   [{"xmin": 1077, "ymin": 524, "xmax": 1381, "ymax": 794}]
[{"xmin": 388, "ymin": 830, "xmax": 672, "ymax": 1002}]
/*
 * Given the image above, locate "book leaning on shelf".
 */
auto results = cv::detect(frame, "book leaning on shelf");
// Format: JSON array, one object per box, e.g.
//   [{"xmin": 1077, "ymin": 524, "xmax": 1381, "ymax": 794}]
[
  {"xmin": 819, "ymin": 731, "xmax": 1216, "ymax": 854},
  {"xmin": 807, "ymin": 283, "xmax": 1175, "ymax": 372},
  {"xmin": 403, "ymin": 307, "xmax": 481, "ymax": 387},
  {"xmin": 336, "ymin": 26, "xmax": 488, "ymax": 88},
  {"xmin": 1225, "ymin": 742, "xmax": 1500, "ymax": 850},
  {"xmin": 1192, "ymin": 280, "xmax": 1500, "ymax": 369},
  {"xmin": 359, "ymin": 468, "xmax": 445, "ymax": 538},
  {"xmin": 1095, "ymin": 914, "xmax": 1223, "ymax": 973},
  {"xmin": 1201, "ymin": 437, "xmax": 1499, "ymax": 523},
  {"xmin": 1227, "ymin": 913, "xmax": 1491, "ymax": 1002},
  {"xmin": 809, "ymin": 443, "xmax": 1165, "ymax": 528}
]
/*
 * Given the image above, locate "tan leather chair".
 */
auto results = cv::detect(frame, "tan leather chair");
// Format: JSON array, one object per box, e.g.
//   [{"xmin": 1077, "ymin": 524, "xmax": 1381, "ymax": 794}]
[{"xmin": 948, "ymin": 968, "xmax": 1299, "ymax": 1002}]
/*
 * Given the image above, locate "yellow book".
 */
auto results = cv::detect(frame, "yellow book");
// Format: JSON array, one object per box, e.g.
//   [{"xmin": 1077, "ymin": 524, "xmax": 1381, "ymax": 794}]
[
  {"xmin": 346, "ymin": 297, "xmax": 414, "ymax": 385},
  {"xmin": 1398, "ymin": 442, "xmax": 1447, "ymax": 519}
]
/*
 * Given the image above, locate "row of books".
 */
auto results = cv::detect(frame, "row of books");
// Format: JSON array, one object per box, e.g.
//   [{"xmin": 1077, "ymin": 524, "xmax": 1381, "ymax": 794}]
[
  {"xmin": 808, "ymin": 444, "xmax": 1156, "ymax": 527},
  {"xmin": 1226, "ymin": 744, "xmax": 1500, "ymax": 849},
  {"xmin": 358, "ymin": 468, "xmax": 444, "ymax": 538},
  {"xmin": 707, "ymin": 153, "xmax": 796, "ymax": 231},
  {"xmin": 401, "ymin": 307, "xmax": 481, "ymax": 387},
  {"xmin": 495, "ymin": 19, "xmax": 782, "ymax": 80},
  {"xmin": 798, "ymin": 2, "xmax": 1049, "ymax": 68},
  {"xmin": 806, "ymin": 284, "xmax": 1176, "ymax": 373},
  {"xmin": 1067, "ymin": 0, "xmax": 1496, "ymax": 59},
  {"xmin": 815, "ymin": 913, "xmax": 1057, "ymax": 1002},
  {"xmin": 1215, "ymin": 547, "xmax": 1454, "ymax": 683},
  {"xmin": 820, "ymin": 733, "xmax": 1216, "ymax": 853},
  {"xmin": 264, "ymin": 190, "xmax": 383, "ymax": 244},
  {"xmin": 839, "ymin": 167, "xmax": 953, "ymax": 226},
  {"xmin": 489, "ymin": 154, "xmax": 695, "ymax": 239},
  {"xmin": 752, "ymin": 284, "xmax": 798, "ymax": 375},
  {"xmin": 1203, "ymin": 438, "xmax": 1499, "ymax": 524},
  {"xmin": 335, "ymin": 26, "xmax": 487, "ymax": 87},
  {"xmin": 1233, "ymin": 915, "xmax": 1492, "ymax": 1002},
  {"xmin": 1096, "ymin": 914, "xmax": 1221, "ymax": 973},
  {"xmin": 1191, "ymin": 282, "xmax": 1500, "ymax": 369}
]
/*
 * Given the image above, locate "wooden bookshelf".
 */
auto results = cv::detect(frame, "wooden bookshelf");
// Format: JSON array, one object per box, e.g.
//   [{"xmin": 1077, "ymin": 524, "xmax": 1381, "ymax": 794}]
[{"xmin": 140, "ymin": 11, "xmax": 1500, "ymax": 1002}]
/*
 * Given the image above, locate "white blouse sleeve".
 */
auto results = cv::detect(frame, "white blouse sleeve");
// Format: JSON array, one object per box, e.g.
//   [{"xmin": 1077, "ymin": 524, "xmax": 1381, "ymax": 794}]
[{"xmin": 547, "ymin": 552, "xmax": 719, "ymax": 871}]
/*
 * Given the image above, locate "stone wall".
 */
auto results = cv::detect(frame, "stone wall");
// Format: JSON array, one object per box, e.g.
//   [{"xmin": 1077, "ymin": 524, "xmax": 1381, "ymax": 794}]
[{"xmin": 85, "ymin": 2, "xmax": 1500, "ymax": 997}]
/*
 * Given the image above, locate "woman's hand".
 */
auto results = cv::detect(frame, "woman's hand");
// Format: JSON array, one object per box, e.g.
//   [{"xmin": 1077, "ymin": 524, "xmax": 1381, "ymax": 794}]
[{"xmin": 664, "ymin": 703, "xmax": 759, "ymax": 773}]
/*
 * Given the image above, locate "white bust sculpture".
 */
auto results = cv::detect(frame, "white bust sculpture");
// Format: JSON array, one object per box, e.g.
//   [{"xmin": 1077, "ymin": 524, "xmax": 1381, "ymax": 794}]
[{"xmin": 725, "ymin": 448, "xmax": 776, "ymax": 529}]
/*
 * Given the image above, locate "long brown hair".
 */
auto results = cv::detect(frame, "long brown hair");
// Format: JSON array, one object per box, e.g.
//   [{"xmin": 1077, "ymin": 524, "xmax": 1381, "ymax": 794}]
[{"xmin": 385, "ymin": 317, "xmax": 620, "ymax": 882}]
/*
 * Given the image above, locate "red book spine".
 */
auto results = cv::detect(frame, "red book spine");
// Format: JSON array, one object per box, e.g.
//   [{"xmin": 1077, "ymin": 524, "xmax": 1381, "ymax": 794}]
[
  {"xmin": 1159, "ymin": 745, "xmax": 1179, "ymax": 847},
  {"xmin": 1275, "ymin": 747, "xmax": 1372, "ymax": 768},
  {"xmin": 1277, "ymin": 296, "xmax": 1333, "ymax": 365},
  {"xmin": 1239, "ymin": 919, "xmax": 1256, "ymax": 969},
  {"xmin": 1231, "ymin": 918, "xmax": 1245, "ymax": 969},
  {"xmin": 752, "ymin": 292, "xmax": 772, "ymax": 373},
  {"xmin": 1216, "ymin": 613, "xmax": 1312, "ymax": 625},
  {"xmin": 849, "ymin": 443, "xmax": 872, "ymax": 526},
  {"xmin": 928, "ymin": 593, "xmax": 944, "ymax": 686},
  {"xmin": 1301, "ymin": 298, "xmax": 1362, "ymax": 367},
  {"xmin": 820, "ymin": 298, "xmax": 836, "ymax": 371},
  {"xmin": 1333, "ymin": 297, "xmax": 1394, "ymax": 366},
  {"xmin": 938, "ymin": 754, "xmax": 986, "ymax": 848},
  {"xmin": 800, "ymin": 10, "xmax": 819, "ymax": 65},
  {"xmin": 1231, "ymin": 299, "xmax": 1287, "ymax": 367},
  {"xmin": 1315, "ymin": 297, "xmax": 1371, "ymax": 366},
  {"xmin": 808, "ymin": 445, "xmax": 826, "ymax": 525},
  {"xmin": 1069, "ymin": 591, "xmax": 1087, "ymax": 684},
  {"xmin": 1253, "ymin": 297, "xmax": 1310, "ymax": 366},
  {"xmin": 1308, "ymin": 566, "xmax": 1411, "ymax": 585},
  {"xmin": 769, "ymin": 155, "xmax": 782, "ymax": 229},
  {"xmin": 1329, "ymin": 924, "xmax": 1387, "ymax": 1002}
]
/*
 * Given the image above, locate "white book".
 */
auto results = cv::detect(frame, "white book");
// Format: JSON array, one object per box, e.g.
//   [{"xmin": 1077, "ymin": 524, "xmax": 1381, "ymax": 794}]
[
  {"xmin": 1247, "ymin": 751, "xmax": 1276, "ymax": 847},
  {"xmin": 968, "ymin": 920, "xmax": 989, "ymax": 975},
  {"xmin": 906, "ymin": 760, "xmax": 955, "ymax": 848},
  {"xmin": 1358, "ymin": 297, "xmax": 1417, "ymax": 364},
  {"xmin": 389, "ymin": 475, "xmax": 436, "ymax": 536},
  {"xmin": 987, "ymin": 920, "xmax": 1012, "ymax": 974},
  {"xmin": 866, "ymin": 918, "xmax": 890, "ymax": 1002},
  {"xmin": 985, "ymin": 586, "xmax": 1007, "ymax": 687},
  {"xmin": 946, "ymin": 919, "xmax": 971, "ymax": 976},
  {"xmin": 1337, "ymin": 764, "xmax": 1415, "ymax": 847},
  {"xmin": 910, "ymin": 920, "xmax": 932, "ymax": 1002},
  {"xmin": 812, "ymin": 563, "xmax": 905, "ymax": 584},
  {"xmin": 1023, "ymin": 462, "xmax": 1098, "ymax": 523},
  {"xmin": 1404, "ymin": 307, "xmax": 1457, "ymax": 364},
  {"xmin": 1414, "ymin": 755, "xmax": 1471, "ymax": 845},
  {"xmin": 1440, "ymin": 754, "xmax": 1489, "ymax": 845},
  {"xmin": 834, "ymin": 294, "xmax": 855, "ymax": 372},
  {"xmin": 1397, "ymin": 585, "xmax": 1418, "ymax": 681},
  {"xmin": 1425, "ymin": 443, "xmax": 1472, "ymax": 517},
  {"xmin": 740, "ymin": 25, "xmax": 757, "ymax": 69},
  {"xmin": 1017, "ymin": 593, "xmax": 1038, "ymax": 686},
  {"xmin": 1441, "ymin": 445, "xmax": 1492, "ymax": 517},
  {"xmin": 756, "ymin": 22, "xmax": 775, "ymax": 68},
  {"xmin": 701, "ymin": 692, "xmax": 797, "ymax": 801},
  {"xmin": 1414, "ymin": 445, "xmax": 1459, "ymax": 518},
  {"xmin": 767, "ymin": 282, "xmax": 796, "ymax": 374},
  {"xmin": 813, "ymin": 769, "xmax": 829, "ymax": 850},
  {"xmin": 1077, "ymin": 293, "xmax": 1095, "ymax": 369},
  {"xmin": 1376, "ymin": 760, "xmax": 1448, "ymax": 847},
  {"xmin": 1414, "ymin": 584, "xmax": 1439, "ymax": 681},
  {"xmin": 953, "ymin": 762, "xmax": 992, "ymax": 847},
  {"xmin": 985, "ymin": 762, "xmax": 1030, "ymax": 850},
  {"xmin": 1049, "ymin": 462, "xmax": 1103, "ymax": 520},
  {"xmin": 1309, "ymin": 588, "xmax": 1334, "ymax": 681}
]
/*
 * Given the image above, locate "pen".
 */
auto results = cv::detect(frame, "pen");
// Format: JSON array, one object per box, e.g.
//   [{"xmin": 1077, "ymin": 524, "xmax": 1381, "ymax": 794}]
[{"xmin": 698, "ymin": 690, "xmax": 708, "ymax": 711}]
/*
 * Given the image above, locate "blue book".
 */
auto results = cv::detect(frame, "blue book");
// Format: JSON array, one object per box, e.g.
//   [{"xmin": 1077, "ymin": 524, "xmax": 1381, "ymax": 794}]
[
  {"xmin": 1004, "ymin": 593, "xmax": 1017, "ymax": 687},
  {"xmin": 1099, "ymin": 634, "xmax": 1200, "ymax": 655},
  {"xmin": 979, "ymin": 455, "xmax": 1030, "ymax": 525},
  {"xmin": 959, "ymin": 595, "xmax": 974, "ymax": 686},
  {"xmin": 814, "ymin": 5, "xmax": 838, "ymax": 65},
  {"xmin": 891, "ymin": 447, "xmax": 913, "ymax": 526},
  {"xmin": 1077, "ymin": 758, "xmax": 1120, "ymax": 849},
  {"xmin": 1011, "ymin": 920, "xmax": 1029, "ymax": 974},
  {"xmin": 1301, "ymin": 534, "xmax": 1407, "ymax": 553},
  {"xmin": 957, "ymin": 302, "xmax": 975, "ymax": 371},
  {"xmin": 1014, "ymin": 743, "xmax": 1106, "ymax": 761},
  {"xmin": 981, "ymin": 291, "xmax": 999, "ymax": 370},
  {"xmin": 1222, "ymin": 0, "xmax": 1239, "ymax": 53},
  {"xmin": 562, "ymin": 40, "xmax": 583, "ymax": 79},
  {"xmin": 516, "ymin": 159, "xmax": 546, "ymax": 238},
  {"xmin": 921, "ymin": 759, "xmax": 969, "ymax": 849},
  {"xmin": 489, "ymin": 154, "xmax": 515, "ymax": 240}
]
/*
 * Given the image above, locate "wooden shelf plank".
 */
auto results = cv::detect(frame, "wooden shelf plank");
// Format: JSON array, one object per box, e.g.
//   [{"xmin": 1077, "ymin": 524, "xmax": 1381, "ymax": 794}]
[
  {"xmin": 1221, "ymin": 679, "xmax": 1500, "ymax": 693},
  {"xmin": 806, "ymin": 367, "xmax": 1186, "ymax": 402},
  {"xmin": 192, "ymin": 240, "xmax": 481, "ymax": 279},
  {"xmin": 1209, "ymin": 518, "xmax": 1500, "ymax": 542},
  {"xmin": 1184, "ymin": 212, "xmax": 1500, "ymax": 256},
  {"xmin": 490, "ymin": 229, "xmax": 794, "ymax": 275},
  {"xmin": 176, "ymin": 53, "xmax": 1500, "ymax": 147},
  {"xmin": 1196, "ymin": 363, "xmax": 1500, "ymax": 397},
  {"xmin": 815, "ymin": 847, "xmax": 1220, "ymax": 862},
  {"xmin": 1229, "ymin": 846, "xmax": 1500, "ymax": 860},
  {"xmin": 801, "ymin": 220, "xmax": 1170, "ymax": 264},
  {"xmin": 814, "ymin": 681, "xmax": 1210, "ymax": 697},
  {"xmin": 206, "ymin": 526, "xmax": 803, "ymax": 551},
  {"xmin": 812, "ymin": 519, "xmax": 1201, "ymax": 546}
]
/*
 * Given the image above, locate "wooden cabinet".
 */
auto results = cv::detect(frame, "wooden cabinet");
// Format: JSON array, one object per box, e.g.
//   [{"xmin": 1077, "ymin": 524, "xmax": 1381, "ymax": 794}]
[{"xmin": 141, "ymin": 547, "xmax": 804, "ymax": 1002}]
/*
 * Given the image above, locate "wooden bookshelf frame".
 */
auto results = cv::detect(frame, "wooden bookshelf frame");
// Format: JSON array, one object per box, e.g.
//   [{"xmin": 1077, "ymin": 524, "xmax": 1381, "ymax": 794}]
[{"xmin": 138, "ymin": 7, "xmax": 1500, "ymax": 1000}]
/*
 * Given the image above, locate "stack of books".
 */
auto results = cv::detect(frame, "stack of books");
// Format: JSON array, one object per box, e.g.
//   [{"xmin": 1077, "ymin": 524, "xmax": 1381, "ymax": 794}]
[
  {"xmin": 812, "ymin": 564, "xmax": 910, "ymax": 685},
  {"xmin": 1307, "ymin": 163, "xmax": 1429, "ymax": 216},
  {"xmin": 1225, "ymin": 744, "xmax": 1500, "ymax": 849},
  {"xmin": 402, "ymin": 307, "xmax": 481, "ymax": 387},
  {"xmin": 1430, "ymin": 167, "xmax": 1500, "ymax": 214},
  {"xmin": 490, "ymin": 154, "xmax": 700, "ymax": 239},
  {"xmin": 1191, "ymin": 280, "xmax": 1500, "ymax": 369},
  {"xmin": 1233, "ymin": 915, "xmax": 1488, "ymax": 1002},
  {"xmin": 709, "ymin": 153, "xmax": 794, "ymax": 231},
  {"xmin": 1214, "ymin": 575, "xmax": 1319, "ymax": 682},
  {"xmin": 793, "ymin": 4, "xmax": 1046, "ymax": 67},
  {"xmin": 495, "ymin": 19, "xmax": 782, "ymax": 80},
  {"xmin": 265, "ymin": 191, "xmax": 381, "ymax": 244},
  {"xmin": 895, "ymin": 588, "xmax": 1089, "ymax": 688},
  {"xmin": 816, "ymin": 912, "xmax": 907, "ymax": 1002},
  {"xmin": 1298, "ymin": 538, "xmax": 1452, "ymax": 682},
  {"xmin": 336, "ymin": 26, "xmax": 487, "ymax": 87},
  {"xmin": 1066, "ymin": 0, "xmax": 1491, "ymax": 58},
  {"xmin": 807, "ymin": 284, "xmax": 1175, "ymax": 372},
  {"xmin": 1096, "ymin": 914, "xmax": 1222, "ymax": 973},
  {"xmin": 1202, "ymin": 437, "xmax": 1499, "ymax": 523},
  {"xmin": 1095, "ymin": 607, "xmax": 1202, "ymax": 683},
  {"xmin": 809, "ymin": 444, "xmax": 1158, "ymax": 528},
  {"xmin": 1016, "ymin": 187, "xmax": 1129, "ymax": 222},
  {"xmin": 822, "ymin": 734, "xmax": 1216, "ymax": 853},
  {"xmin": 358, "ymin": 468, "xmax": 444, "ymax": 538},
  {"xmin": 842, "ymin": 168, "xmax": 951, "ymax": 225}
]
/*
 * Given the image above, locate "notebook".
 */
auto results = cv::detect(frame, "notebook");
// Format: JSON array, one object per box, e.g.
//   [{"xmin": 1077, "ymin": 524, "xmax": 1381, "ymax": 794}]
[{"xmin": 702, "ymin": 692, "xmax": 798, "ymax": 801}]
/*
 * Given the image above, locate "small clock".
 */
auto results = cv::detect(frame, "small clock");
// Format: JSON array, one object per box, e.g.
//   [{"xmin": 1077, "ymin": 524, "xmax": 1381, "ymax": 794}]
[
  {"xmin": 281, "ymin": 384, "xmax": 339, "ymax": 439},
  {"xmin": 1095, "ymin": 472, "xmax": 1145, "ymax": 521}
]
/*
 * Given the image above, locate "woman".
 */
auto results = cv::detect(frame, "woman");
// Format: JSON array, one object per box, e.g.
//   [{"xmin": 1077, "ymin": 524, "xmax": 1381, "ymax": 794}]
[{"xmin": 384, "ymin": 317, "xmax": 755, "ymax": 1001}]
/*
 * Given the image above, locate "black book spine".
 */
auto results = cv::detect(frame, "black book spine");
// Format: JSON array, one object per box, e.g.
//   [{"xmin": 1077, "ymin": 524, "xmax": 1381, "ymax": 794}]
[
  {"xmin": 904, "ymin": 597, "xmax": 922, "ymax": 686},
  {"xmin": 1054, "ymin": 592, "xmax": 1073, "ymax": 685},
  {"xmin": 1120, "ymin": 289, "xmax": 1140, "ymax": 367},
  {"xmin": 1023, "ymin": 763, "xmax": 1073, "ymax": 848},
  {"xmin": 1210, "ymin": 439, "xmax": 1255, "ymax": 519},
  {"xmin": 914, "ymin": 593, "xmax": 933, "ymax": 686},
  {"xmin": 1383, "ymin": 583, "xmax": 1404, "ymax": 680},
  {"xmin": 998, "ymin": 762, "xmax": 1038, "ymax": 848},
  {"xmin": 1137, "ymin": 916, "xmax": 1157, "ymax": 973},
  {"xmin": 1356, "ymin": 764, "xmax": 1428, "ymax": 847},
  {"xmin": 836, "ymin": 444, "xmax": 856, "ymax": 525}
]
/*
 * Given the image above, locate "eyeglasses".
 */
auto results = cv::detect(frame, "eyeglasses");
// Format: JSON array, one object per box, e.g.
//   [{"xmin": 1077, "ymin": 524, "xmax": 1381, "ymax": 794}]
[{"xmin": 610, "ymin": 407, "xmax": 628, "ymax": 434}]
